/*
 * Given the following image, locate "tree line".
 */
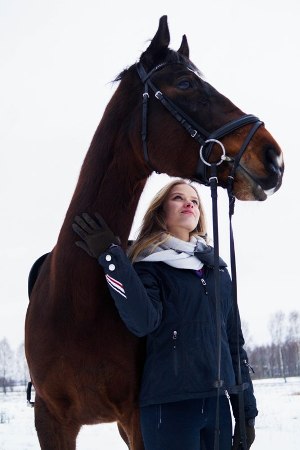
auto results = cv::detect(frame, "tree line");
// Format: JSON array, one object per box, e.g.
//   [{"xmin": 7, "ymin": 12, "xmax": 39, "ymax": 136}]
[
  {"xmin": 0, "ymin": 310, "xmax": 299, "ymax": 393},
  {"xmin": 0, "ymin": 340, "xmax": 28, "ymax": 393},
  {"xmin": 245, "ymin": 310, "xmax": 300, "ymax": 380}
]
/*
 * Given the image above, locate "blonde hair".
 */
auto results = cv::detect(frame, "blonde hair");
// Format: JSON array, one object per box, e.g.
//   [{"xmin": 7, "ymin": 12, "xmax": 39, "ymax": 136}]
[{"xmin": 129, "ymin": 179, "xmax": 208, "ymax": 262}]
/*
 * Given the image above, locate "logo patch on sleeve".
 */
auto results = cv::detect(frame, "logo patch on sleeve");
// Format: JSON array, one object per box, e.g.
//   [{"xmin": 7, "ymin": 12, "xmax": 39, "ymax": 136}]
[{"xmin": 105, "ymin": 274, "xmax": 127, "ymax": 299}]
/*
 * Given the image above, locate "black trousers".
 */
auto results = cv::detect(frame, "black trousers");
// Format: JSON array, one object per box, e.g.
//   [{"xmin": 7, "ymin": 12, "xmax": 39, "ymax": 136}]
[{"xmin": 140, "ymin": 396, "xmax": 232, "ymax": 450}]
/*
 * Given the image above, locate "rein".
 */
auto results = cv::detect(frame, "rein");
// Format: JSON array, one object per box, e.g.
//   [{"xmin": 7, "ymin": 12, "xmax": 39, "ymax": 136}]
[{"xmin": 136, "ymin": 61, "xmax": 262, "ymax": 450}]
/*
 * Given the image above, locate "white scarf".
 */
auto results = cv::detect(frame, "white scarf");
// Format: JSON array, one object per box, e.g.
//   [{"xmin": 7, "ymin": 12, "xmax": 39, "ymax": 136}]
[{"xmin": 135, "ymin": 235, "xmax": 209, "ymax": 270}]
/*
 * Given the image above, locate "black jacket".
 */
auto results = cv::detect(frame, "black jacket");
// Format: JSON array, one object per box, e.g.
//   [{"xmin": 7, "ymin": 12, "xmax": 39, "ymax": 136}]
[{"xmin": 98, "ymin": 245, "xmax": 257, "ymax": 419}]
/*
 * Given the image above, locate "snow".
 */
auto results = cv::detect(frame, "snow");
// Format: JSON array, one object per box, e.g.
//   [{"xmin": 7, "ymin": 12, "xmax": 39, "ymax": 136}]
[{"xmin": 1, "ymin": 377, "xmax": 299, "ymax": 449}]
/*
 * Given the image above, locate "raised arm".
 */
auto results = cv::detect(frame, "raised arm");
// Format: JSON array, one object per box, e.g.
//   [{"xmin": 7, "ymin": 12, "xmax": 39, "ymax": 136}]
[{"xmin": 72, "ymin": 213, "xmax": 163, "ymax": 336}]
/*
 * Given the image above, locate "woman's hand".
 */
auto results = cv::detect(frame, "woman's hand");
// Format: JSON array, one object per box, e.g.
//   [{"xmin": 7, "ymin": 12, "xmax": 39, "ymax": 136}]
[
  {"xmin": 232, "ymin": 420, "xmax": 255, "ymax": 449},
  {"xmin": 72, "ymin": 213, "xmax": 120, "ymax": 258}
]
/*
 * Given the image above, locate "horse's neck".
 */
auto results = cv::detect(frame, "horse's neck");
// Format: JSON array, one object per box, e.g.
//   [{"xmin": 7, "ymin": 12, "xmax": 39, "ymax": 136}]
[
  {"xmin": 90, "ymin": 157, "xmax": 148, "ymax": 243},
  {"xmin": 57, "ymin": 121, "xmax": 148, "ymax": 249},
  {"xmin": 55, "ymin": 76, "xmax": 150, "ymax": 252}
]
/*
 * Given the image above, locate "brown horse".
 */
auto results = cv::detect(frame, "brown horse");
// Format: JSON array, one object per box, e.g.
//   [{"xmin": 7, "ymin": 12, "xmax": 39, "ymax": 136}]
[{"xmin": 25, "ymin": 16, "xmax": 284, "ymax": 450}]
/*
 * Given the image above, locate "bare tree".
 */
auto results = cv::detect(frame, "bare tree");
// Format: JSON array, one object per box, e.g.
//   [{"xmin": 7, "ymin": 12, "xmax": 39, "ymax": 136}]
[
  {"xmin": 287, "ymin": 311, "xmax": 300, "ymax": 375},
  {"xmin": 269, "ymin": 311, "xmax": 287, "ymax": 381},
  {"xmin": 0, "ymin": 338, "xmax": 14, "ymax": 393},
  {"xmin": 287, "ymin": 311, "xmax": 300, "ymax": 340},
  {"xmin": 15, "ymin": 342, "xmax": 30, "ymax": 386},
  {"xmin": 241, "ymin": 319, "xmax": 254, "ymax": 352}
]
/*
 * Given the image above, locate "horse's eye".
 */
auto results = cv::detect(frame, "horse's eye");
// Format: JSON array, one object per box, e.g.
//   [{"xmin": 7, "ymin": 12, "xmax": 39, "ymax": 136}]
[{"xmin": 177, "ymin": 80, "xmax": 191, "ymax": 90}]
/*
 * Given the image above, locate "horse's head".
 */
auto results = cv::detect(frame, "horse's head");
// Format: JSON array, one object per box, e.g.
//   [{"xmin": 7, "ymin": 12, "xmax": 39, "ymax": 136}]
[{"xmin": 129, "ymin": 16, "xmax": 284, "ymax": 201}]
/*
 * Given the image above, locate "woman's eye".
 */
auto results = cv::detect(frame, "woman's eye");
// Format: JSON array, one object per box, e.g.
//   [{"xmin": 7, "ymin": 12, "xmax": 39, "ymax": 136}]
[
  {"xmin": 177, "ymin": 80, "xmax": 191, "ymax": 90},
  {"xmin": 192, "ymin": 200, "xmax": 198, "ymax": 205}
]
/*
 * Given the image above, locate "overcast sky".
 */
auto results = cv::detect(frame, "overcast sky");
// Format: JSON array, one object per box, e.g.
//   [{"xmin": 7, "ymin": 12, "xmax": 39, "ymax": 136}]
[{"xmin": 1, "ymin": 0, "xmax": 299, "ymax": 350}]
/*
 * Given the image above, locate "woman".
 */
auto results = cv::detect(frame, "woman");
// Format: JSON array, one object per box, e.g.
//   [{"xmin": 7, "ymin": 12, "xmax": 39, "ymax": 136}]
[{"xmin": 72, "ymin": 179, "xmax": 257, "ymax": 450}]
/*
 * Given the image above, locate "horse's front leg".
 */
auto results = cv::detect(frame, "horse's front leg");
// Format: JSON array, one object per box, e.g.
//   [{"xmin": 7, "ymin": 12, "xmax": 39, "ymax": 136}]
[{"xmin": 34, "ymin": 395, "xmax": 81, "ymax": 450}]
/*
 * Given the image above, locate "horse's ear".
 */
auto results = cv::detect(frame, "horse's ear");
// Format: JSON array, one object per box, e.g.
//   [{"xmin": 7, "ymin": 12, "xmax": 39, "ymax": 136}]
[
  {"xmin": 141, "ymin": 16, "xmax": 170, "ymax": 65},
  {"xmin": 178, "ymin": 35, "xmax": 189, "ymax": 58}
]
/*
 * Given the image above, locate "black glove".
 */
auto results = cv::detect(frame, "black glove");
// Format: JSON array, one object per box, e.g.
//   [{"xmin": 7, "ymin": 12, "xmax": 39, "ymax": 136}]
[
  {"xmin": 72, "ymin": 213, "xmax": 120, "ymax": 258},
  {"xmin": 232, "ymin": 421, "xmax": 255, "ymax": 450}
]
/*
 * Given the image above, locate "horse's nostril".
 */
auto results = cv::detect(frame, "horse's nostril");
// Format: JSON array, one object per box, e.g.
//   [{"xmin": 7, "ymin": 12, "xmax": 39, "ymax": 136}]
[{"xmin": 266, "ymin": 148, "xmax": 282, "ymax": 176}]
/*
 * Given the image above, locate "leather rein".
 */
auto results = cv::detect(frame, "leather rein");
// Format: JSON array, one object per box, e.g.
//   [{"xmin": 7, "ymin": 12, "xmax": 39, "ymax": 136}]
[{"xmin": 136, "ymin": 61, "xmax": 261, "ymax": 450}]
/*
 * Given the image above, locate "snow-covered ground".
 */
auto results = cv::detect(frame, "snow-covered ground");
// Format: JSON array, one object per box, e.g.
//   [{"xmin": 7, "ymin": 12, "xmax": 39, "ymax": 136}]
[{"xmin": 0, "ymin": 377, "xmax": 299, "ymax": 449}]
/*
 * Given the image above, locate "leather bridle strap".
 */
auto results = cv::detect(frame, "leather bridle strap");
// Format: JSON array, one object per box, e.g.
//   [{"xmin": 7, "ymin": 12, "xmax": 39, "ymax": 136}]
[
  {"xmin": 136, "ymin": 62, "xmax": 262, "ymax": 186},
  {"xmin": 195, "ymin": 116, "xmax": 263, "ymax": 184},
  {"xmin": 222, "ymin": 124, "xmax": 263, "ymax": 450},
  {"xmin": 137, "ymin": 62, "xmax": 207, "ymax": 173},
  {"xmin": 229, "ymin": 120, "xmax": 263, "ymax": 181},
  {"xmin": 210, "ymin": 168, "xmax": 250, "ymax": 450},
  {"xmin": 208, "ymin": 164, "xmax": 223, "ymax": 450},
  {"xmin": 137, "ymin": 62, "xmax": 209, "ymax": 143}
]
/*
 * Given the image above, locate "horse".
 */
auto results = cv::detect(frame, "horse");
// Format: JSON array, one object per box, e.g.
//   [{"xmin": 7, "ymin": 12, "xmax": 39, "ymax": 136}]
[{"xmin": 25, "ymin": 15, "xmax": 284, "ymax": 450}]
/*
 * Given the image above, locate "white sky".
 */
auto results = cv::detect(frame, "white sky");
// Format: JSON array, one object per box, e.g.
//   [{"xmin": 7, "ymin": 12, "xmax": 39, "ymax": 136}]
[{"xmin": 1, "ymin": 0, "xmax": 299, "ymax": 350}]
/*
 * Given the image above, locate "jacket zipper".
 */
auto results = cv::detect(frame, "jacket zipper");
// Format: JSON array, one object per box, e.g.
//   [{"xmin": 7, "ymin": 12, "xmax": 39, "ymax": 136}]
[
  {"xmin": 200, "ymin": 278, "xmax": 208, "ymax": 295},
  {"xmin": 173, "ymin": 330, "xmax": 178, "ymax": 376}
]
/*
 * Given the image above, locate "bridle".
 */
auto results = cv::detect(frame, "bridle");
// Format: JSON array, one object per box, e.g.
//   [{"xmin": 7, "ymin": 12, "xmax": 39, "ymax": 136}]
[
  {"xmin": 136, "ymin": 61, "xmax": 263, "ymax": 190},
  {"xmin": 136, "ymin": 60, "xmax": 260, "ymax": 450}
]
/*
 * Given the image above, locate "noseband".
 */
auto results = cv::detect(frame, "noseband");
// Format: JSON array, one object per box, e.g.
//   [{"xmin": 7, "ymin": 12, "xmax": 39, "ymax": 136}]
[{"xmin": 136, "ymin": 62, "xmax": 263, "ymax": 188}]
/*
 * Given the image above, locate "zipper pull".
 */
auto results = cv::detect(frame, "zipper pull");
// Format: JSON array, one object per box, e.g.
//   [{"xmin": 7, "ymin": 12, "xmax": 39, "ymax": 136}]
[
  {"xmin": 243, "ymin": 359, "xmax": 255, "ymax": 373},
  {"xmin": 224, "ymin": 389, "xmax": 230, "ymax": 400},
  {"xmin": 173, "ymin": 331, "xmax": 177, "ymax": 348},
  {"xmin": 200, "ymin": 278, "xmax": 208, "ymax": 295}
]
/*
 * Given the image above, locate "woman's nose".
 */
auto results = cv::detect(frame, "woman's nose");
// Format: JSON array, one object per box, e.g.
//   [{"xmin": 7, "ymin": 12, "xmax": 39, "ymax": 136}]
[{"xmin": 185, "ymin": 200, "xmax": 193, "ymax": 208}]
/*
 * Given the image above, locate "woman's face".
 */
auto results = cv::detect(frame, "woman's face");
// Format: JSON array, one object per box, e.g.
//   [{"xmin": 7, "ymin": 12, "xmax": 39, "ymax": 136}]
[{"xmin": 163, "ymin": 184, "xmax": 200, "ymax": 241}]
